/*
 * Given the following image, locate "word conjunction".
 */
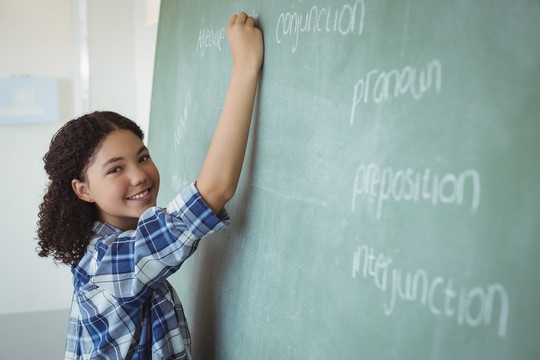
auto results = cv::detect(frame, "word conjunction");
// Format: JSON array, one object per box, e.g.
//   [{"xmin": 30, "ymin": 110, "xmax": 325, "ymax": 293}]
[{"xmin": 276, "ymin": 0, "xmax": 365, "ymax": 53}]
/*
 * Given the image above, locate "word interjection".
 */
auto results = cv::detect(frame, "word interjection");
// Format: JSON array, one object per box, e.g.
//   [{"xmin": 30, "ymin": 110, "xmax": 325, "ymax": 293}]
[{"xmin": 352, "ymin": 244, "xmax": 509, "ymax": 338}]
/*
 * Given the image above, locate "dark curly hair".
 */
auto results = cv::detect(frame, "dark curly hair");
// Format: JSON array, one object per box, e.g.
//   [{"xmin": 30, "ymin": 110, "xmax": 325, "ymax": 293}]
[{"xmin": 37, "ymin": 111, "xmax": 144, "ymax": 267}]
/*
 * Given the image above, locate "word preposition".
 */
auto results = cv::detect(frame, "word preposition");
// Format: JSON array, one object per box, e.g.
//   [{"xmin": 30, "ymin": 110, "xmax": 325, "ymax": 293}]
[{"xmin": 351, "ymin": 163, "xmax": 481, "ymax": 218}]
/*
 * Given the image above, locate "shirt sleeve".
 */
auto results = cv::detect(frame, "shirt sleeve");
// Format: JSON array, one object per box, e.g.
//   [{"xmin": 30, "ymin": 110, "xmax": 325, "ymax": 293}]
[{"xmin": 90, "ymin": 182, "xmax": 230, "ymax": 307}]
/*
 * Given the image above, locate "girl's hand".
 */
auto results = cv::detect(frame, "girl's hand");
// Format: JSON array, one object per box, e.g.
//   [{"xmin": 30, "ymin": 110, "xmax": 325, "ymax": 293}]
[
  {"xmin": 196, "ymin": 12, "xmax": 263, "ymax": 214},
  {"xmin": 227, "ymin": 12, "xmax": 264, "ymax": 74}
]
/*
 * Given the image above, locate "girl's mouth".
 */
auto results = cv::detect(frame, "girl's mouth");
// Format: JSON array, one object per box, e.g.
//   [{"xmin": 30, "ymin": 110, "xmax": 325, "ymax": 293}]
[{"xmin": 127, "ymin": 189, "xmax": 150, "ymax": 200}]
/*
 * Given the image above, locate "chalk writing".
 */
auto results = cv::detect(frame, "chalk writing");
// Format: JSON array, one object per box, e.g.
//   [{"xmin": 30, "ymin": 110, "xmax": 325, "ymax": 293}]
[
  {"xmin": 196, "ymin": 26, "xmax": 226, "ymax": 57},
  {"xmin": 350, "ymin": 59, "xmax": 442, "ymax": 125},
  {"xmin": 352, "ymin": 244, "xmax": 509, "ymax": 338},
  {"xmin": 351, "ymin": 163, "xmax": 480, "ymax": 218},
  {"xmin": 276, "ymin": 0, "xmax": 365, "ymax": 53},
  {"xmin": 174, "ymin": 92, "xmax": 192, "ymax": 152},
  {"xmin": 171, "ymin": 173, "xmax": 189, "ymax": 193}
]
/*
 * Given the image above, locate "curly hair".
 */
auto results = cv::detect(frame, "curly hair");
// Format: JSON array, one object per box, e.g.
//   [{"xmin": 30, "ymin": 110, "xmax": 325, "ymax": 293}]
[{"xmin": 37, "ymin": 111, "xmax": 144, "ymax": 267}]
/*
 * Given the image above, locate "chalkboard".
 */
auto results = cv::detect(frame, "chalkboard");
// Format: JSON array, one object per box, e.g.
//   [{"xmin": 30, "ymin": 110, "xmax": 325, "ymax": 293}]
[{"xmin": 148, "ymin": 1, "xmax": 540, "ymax": 359}]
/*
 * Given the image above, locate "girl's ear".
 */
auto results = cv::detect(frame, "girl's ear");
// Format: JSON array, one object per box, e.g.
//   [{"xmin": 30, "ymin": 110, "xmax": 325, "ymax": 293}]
[{"xmin": 71, "ymin": 179, "xmax": 93, "ymax": 202}]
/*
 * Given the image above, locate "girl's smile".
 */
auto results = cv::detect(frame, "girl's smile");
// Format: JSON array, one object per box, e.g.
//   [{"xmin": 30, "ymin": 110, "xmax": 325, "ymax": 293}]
[
  {"xmin": 72, "ymin": 129, "xmax": 160, "ymax": 230},
  {"xmin": 127, "ymin": 188, "xmax": 151, "ymax": 200}
]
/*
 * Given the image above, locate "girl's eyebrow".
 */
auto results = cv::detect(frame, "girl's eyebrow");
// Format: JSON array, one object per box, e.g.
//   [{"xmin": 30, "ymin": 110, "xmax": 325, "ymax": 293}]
[{"xmin": 101, "ymin": 145, "xmax": 148, "ymax": 170}]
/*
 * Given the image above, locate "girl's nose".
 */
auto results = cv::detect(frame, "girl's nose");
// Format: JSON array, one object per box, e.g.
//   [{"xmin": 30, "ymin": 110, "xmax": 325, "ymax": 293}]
[{"xmin": 130, "ymin": 164, "xmax": 148, "ymax": 186}]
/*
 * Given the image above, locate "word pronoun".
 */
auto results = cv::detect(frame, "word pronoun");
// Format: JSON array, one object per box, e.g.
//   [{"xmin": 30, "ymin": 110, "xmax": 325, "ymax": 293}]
[{"xmin": 350, "ymin": 59, "xmax": 442, "ymax": 125}]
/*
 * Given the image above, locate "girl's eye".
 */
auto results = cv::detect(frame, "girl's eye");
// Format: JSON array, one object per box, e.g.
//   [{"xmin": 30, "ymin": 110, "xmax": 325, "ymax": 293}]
[
  {"xmin": 139, "ymin": 155, "xmax": 150, "ymax": 163},
  {"xmin": 108, "ymin": 166, "xmax": 121, "ymax": 174}
]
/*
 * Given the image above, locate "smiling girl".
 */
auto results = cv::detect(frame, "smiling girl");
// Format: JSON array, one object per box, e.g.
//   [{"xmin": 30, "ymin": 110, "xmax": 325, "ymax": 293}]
[{"xmin": 36, "ymin": 12, "xmax": 263, "ymax": 360}]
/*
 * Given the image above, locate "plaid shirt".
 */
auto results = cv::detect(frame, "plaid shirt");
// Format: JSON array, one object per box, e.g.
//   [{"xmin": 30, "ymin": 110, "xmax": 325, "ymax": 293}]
[{"xmin": 65, "ymin": 183, "xmax": 229, "ymax": 359}]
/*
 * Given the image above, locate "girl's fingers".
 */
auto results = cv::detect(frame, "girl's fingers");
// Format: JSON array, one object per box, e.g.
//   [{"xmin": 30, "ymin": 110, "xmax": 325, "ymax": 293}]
[
  {"xmin": 229, "ymin": 14, "xmax": 237, "ymax": 26},
  {"xmin": 236, "ymin": 11, "xmax": 248, "ymax": 23},
  {"xmin": 229, "ymin": 12, "xmax": 256, "ymax": 27}
]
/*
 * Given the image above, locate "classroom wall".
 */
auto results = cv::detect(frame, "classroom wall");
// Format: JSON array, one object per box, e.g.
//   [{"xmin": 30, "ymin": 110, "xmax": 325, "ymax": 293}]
[{"xmin": 0, "ymin": 0, "xmax": 159, "ymax": 358}]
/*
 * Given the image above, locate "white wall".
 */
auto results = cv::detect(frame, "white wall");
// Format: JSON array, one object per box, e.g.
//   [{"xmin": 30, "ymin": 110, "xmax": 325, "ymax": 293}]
[
  {"xmin": 0, "ymin": 0, "xmax": 160, "ymax": 327},
  {"xmin": 1, "ymin": 0, "xmax": 160, "ymax": 357},
  {"xmin": 0, "ymin": 0, "xmax": 75, "ymax": 315},
  {"xmin": 135, "ymin": 0, "xmax": 161, "ymax": 137},
  {"xmin": 87, "ymin": 0, "xmax": 138, "ymax": 119},
  {"xmin": 0, "ymin": 1, "xmax": 159, "ymax": 357}
]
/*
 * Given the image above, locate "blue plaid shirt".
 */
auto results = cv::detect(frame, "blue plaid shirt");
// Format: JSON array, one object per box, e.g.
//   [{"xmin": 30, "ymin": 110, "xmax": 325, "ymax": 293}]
[{"xmin": 65, "ymin": 183, "xmax": 229, "ymax": 359}]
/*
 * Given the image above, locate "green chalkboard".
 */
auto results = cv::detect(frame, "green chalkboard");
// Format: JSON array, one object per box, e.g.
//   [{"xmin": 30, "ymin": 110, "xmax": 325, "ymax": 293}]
[{"xmin": 148, "ymin": 1, "xmax": 540, "ymax": 359}]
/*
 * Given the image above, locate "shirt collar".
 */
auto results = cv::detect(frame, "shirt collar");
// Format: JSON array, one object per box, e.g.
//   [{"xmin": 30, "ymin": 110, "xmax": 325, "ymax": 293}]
[{"xmin": 92, "ymin": 221, "xmax": 123, "ymax": 237}]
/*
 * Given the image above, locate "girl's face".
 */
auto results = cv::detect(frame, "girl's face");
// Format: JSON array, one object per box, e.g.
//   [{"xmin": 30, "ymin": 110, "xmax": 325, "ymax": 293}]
[{"xmin": 72, "ymin": 129, "xmax": 160, "ymax": 230}]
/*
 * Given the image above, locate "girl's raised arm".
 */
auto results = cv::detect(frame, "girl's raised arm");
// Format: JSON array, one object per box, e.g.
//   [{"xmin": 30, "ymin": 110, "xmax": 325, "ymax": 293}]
[{"xmin": 196, "ymin": 12, "xmax": 264, "ymax": 214}]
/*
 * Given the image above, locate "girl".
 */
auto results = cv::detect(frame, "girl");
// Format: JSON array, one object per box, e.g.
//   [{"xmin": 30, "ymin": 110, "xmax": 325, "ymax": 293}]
[{"xmin": 37, "ymin": 12, "xmax": 263, "ymax": 360}]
